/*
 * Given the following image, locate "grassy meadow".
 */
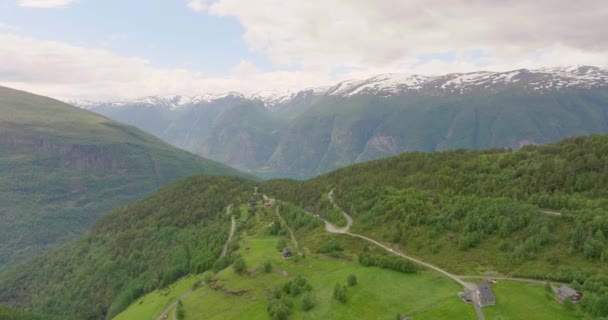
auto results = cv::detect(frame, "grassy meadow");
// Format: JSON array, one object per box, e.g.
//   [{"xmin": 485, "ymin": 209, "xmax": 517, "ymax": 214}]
[{"xmin": 484, "ymin": 281, "xmax": 580, "ymax": 320}]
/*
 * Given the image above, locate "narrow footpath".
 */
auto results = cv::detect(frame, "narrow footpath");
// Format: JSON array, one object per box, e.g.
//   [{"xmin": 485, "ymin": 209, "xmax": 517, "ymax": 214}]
[
  {"xmin": 273, "ymin": 202, "xmax": 299, "ymax": 249},
  {"xmin": 156, "ymin": 205, "xmax": 234, "ymax": 320},
  {"xmin": 221, "ymin": 205, "xmax": 235, "ymax": 257}
]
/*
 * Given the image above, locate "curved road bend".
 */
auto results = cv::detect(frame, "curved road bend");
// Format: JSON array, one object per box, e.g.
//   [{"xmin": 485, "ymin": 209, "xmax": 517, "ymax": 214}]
[
  {"xmin": 327, "ymin": 189, "xmax": 353, "ymax": 232},
  {"xmin": 325, "ymin": 189, "xmax": 484, "ymax": 320}
]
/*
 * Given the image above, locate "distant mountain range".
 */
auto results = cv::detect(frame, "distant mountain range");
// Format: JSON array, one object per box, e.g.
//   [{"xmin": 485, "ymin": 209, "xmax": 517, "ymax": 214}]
[
  {"xmin": 0, "ymin": 86, "xmax": 249, "ymax": 270},
  {"xmin": 76, "ymin": 65, "xmax": 608, "ymax": 178}
]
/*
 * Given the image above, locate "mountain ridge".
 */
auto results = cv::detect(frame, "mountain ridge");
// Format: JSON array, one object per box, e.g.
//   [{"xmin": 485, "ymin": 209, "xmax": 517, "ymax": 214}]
[{"xmin": 73, "ymin": 65, "xmax": 608, "ymax": 111}]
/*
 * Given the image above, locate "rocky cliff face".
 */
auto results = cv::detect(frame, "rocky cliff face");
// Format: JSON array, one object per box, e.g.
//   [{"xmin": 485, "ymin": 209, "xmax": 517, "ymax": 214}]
[{"xmin": 1, "ymin": 135, "xmax": 126, "ymax": 172}]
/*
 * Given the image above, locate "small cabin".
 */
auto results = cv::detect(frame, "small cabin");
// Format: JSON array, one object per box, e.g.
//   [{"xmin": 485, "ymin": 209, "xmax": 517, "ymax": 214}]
[
  {"xmin": 557, "ymin": 285, "xmax": 582, "ymax": 303},
  {"xmin": 476, "ymin": 283, "xmax": 496, "ymax": 307},
  {"xmin": 281, "ymin": 248, "xmax": 292, "ymax": 259}
]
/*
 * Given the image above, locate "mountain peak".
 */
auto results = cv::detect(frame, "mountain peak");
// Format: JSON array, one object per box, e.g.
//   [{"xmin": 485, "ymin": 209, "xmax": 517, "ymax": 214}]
[
  {"xmin": 251, "ymin": 89, "xmax": 296, "ymax": 108},
  {"xmin": 73, "ymin": 65, "xmax": 608, "ymax": 110},
  {"xmin": 326, "ymin": 65, "xmax": 607, "ymax": 97}
]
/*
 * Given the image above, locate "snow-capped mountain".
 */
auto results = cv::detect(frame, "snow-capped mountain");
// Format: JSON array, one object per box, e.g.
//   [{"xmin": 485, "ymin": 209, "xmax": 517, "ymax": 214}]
[
  {"xmin": 73, "ymin": 66, "xmax": 608, "ymax": 111},
  {"xmin": 325, "ymin": 74, "xmax": 430, "ymax": 96},
  {"xmin": 74, "ymin": 92, "xmax": 246, "ymax": 110},
  {"xmin": 250, "ymin": 90, "xmax": 297, "ymax": 111},
  {"xmin": 325, "ymin": 65, "xmax": 608, "ymax": 97}
]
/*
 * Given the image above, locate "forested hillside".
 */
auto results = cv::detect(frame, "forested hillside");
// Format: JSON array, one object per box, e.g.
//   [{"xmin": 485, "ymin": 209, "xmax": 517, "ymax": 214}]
[
  {"xmin": 261, "ymin": 135, "xmax": 608, "ymax": 316},
  {"xmin": 0, "ymin": 175, "xmax": 253, "ymax": 320},
  {"xmin": 0, "ymin": 86, "xmax": 250, "ymax": 270}
]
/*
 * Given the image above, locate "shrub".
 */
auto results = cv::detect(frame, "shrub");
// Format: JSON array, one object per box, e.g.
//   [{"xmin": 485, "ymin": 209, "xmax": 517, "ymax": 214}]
[
  {"xmin": 302, "ymin": 293, "xmax": 315, "ymax": 311},
  {"xmin": 347, "ymin": 274, "xmax": 357, "ymax": 286},
  {"xmin": 233, "ymin": 257, "xmax": 247, "ymax": 274},
  {"xmin": 333, "ymin": 283, "xmax": 347, "ymax": 303},
  {"xmin": 263, "ymin": 260, "xmax": 272, "ymax": 273}
]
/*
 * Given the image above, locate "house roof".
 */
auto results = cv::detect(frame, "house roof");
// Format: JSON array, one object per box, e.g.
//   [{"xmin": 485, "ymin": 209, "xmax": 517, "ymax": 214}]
[
  {"xmin": 559, "ymin": 285, "xmax": 579, "ymax": 297},
  {"xmin": 478, "ymin": 283, "xmax": 495, "ymax": 300},
  {"xmin": 282, "ymin": 248, "xmax": 291, "ymax": 254}
]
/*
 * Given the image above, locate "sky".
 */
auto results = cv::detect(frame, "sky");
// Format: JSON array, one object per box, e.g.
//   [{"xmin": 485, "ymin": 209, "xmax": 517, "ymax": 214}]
[{"xmin": 0, "ymin": 0, "xmax": 607, "ymax": 101}]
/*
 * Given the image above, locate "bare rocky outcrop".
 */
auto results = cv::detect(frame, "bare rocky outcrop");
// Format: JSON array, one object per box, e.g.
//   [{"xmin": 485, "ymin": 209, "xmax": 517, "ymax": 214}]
[{"xmin": 0, "ymin": 135, "xmax": 125, "ymax": 172}]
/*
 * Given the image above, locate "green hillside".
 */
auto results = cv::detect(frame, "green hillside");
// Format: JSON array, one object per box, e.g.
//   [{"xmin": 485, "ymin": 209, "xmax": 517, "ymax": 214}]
[
  {"xmin": 261, "ymin": 135, "xmax": 608, "ymax": 275},
  {"xmin": 0, "ymin": 86, "xmax": 251, "ymax": 270},
  {"xmin": 0, "ymin": 175, "xmax": 254, "ymax": 319},
  {"xmin": 4, "ymin": 136, "xmax": 608, "ymax": 319},
  {"xmin": 114, "ymin": 208, "xmax": 478, "ymax": 320},
  {"xmin": 112, "ymin": 197, "xmax": 580, "ymax": 320},
  {"xmin": 261, "ymin": 135, "xmax": 608, "ymax": 317}
]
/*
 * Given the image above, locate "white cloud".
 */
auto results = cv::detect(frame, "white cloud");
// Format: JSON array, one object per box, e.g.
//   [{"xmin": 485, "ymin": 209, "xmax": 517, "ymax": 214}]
[
  {"xmin": 0, "ymin": 34, "xmax": 332, "ymax": 101},
  {"xmin": 208, "ymin": 0, "xmax": 608, "ymax": 73},
  {"xmin": 2, "ymin": 1, "xmax": 608, "ymax": 101},
  {"xmin": 231, "ymin": 59, "xmax": 261, "ymax": 76},
  {"xmin": 18, "ymin": 0, "xmax": 77, "ymax": 8},
  {"xmin": 187, "ymin": 0, "xmax": 206, "ymax": 12}
]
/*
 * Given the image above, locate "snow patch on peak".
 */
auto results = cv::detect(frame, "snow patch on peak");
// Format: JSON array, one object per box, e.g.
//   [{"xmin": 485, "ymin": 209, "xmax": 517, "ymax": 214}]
[
  {"xmin": 325, "ymin": 74, "xmax": 430, "ymax": 97},
  {"xmin": 368, "ymin": 73, "xmax": 429, "ymax": 86},
  {"xmin": 251, "ymin": 89, "xmax": 296, "ymax": 107},
  {"xmin": 537, "ymin": 65, "xmax": 588, "ymax": 74},
  {"xmin": 76, "ymin": 92, "xmax": 247, "ymax": 110},
  {"xmin": 303, "ymin": 86, "xmax": 331, "ymax": 95}
]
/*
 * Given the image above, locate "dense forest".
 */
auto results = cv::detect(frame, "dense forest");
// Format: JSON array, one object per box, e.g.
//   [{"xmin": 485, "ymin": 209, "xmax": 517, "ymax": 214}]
[
  {"xmin": 0, "ymin": 175, "xmax": 254, "ymax": 320},
  {"xmin": 261, "ymin": 135, "xmax": 608, "ymax": 316},
  {"xmin": 0, "ymin": 306, "xmax": 76, "ymax": 320}
]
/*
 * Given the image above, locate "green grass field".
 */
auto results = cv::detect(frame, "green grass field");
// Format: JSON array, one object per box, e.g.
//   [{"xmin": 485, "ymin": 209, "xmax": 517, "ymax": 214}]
[
  {"xmin": 484, "ymin": 281, "xmax": 581, "ymax": 320},
  {"xmin": 114, "ymin": 233, "xmax": 473, "ymax": 320},
  {"xmin": 113, "ymin": 274, "xmax": 204, "ymax": 320},
  {"xmin": 180, "ymin": 234, "xmax": 471, "ymax": 320}
]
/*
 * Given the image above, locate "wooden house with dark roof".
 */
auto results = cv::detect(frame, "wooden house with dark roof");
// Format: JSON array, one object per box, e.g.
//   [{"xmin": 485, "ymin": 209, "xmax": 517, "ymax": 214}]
[
  {"xmin": 476, "ymin": 283, "xmax": 496, "ymax": 307},
  {"xmin": 557, "ymin": 285, "xmax": 582, "ymax": 303}
]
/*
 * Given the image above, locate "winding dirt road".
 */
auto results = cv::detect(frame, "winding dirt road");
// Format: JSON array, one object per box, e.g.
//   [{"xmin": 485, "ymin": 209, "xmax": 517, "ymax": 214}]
[
  {"xmin": 325, "ymin": 189, "xmax": 353, "ymax": 233},
  {"xmin": 324, "ymin": 189, "xmax": 484, "ymax": 320}
]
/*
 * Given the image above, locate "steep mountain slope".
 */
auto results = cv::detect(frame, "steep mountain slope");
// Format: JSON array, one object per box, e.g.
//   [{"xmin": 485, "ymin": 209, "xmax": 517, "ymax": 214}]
[
  {"xmin": 271, "ymin": 89, "xmax": 608, "ymax": 176},
  {"xmin": 89, "ymin": 94, "xmax": 287, "ymax": 175},
  {"xmin": 0, "ymin": 175, "xmax": 253, "ymax": 320},
  {"xmin": 81, "ymin": 66, "xmax": 608, "ymax": 178},
  {"xmin": 0, "ymin": 86, "xmax": 250, "ymax": 270}
]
